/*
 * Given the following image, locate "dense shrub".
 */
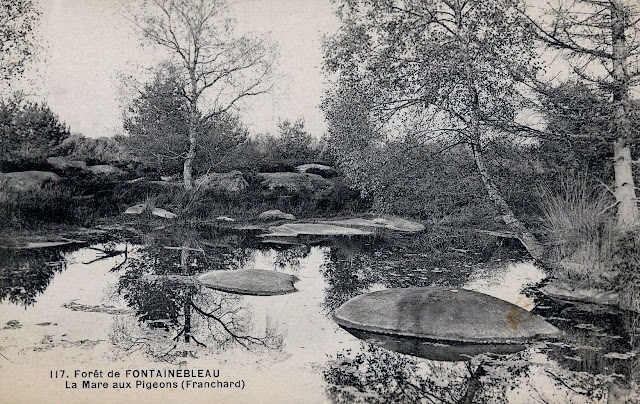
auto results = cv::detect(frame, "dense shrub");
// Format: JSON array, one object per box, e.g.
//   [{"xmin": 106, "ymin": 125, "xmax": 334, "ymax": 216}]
[{"xmin": 0, "ymin": 97, "xmax": 70, "ymax": 161}]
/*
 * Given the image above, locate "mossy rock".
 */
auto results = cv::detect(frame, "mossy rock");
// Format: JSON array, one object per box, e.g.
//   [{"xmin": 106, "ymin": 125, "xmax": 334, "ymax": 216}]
[{"xmin": 334, "ymin": 287, "xmax": 561, "ymax": 344}]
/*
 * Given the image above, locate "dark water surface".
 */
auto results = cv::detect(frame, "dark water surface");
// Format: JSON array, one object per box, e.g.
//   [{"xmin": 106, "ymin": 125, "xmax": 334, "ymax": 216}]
[{"xmin": 1, "ymin": 228, "xmax": 638, "ymax": 403}]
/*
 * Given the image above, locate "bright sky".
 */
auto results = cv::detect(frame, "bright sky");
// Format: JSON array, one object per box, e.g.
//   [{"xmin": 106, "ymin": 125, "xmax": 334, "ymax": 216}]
[{"xmin": 28, "ymin": 0, "xmax": 340, "ymax": 138}]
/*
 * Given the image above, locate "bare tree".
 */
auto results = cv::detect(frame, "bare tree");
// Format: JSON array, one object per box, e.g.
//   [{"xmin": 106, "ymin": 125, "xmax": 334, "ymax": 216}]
[
  {"xmin": 128, "ymin": 0, "xmax": 276, "ymax": 188},
  {"xmin": 521, "ymin": 0, "xmax": 640, "ymax": 231}
]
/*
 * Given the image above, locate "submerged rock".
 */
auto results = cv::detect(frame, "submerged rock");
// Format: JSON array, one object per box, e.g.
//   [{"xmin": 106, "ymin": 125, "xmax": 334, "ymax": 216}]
[
  {"xmin": 334, "ymin": 287, "xmax": 561, "ymax": 344},
  {"xmin": 262, "ymin": 223, "xmax": 372, "ymax": 237},
  {"xmin": 0, "ymin": 170, "xmax": 61, "ymax": 192},
  {"xmin": 258, "ymin": 209, "xmax": 296, "ymax": 221},
  {"xmin": 199, "ymin": 269, "xmax": 299, "ymax": 296},
  {"xmin": 323, "ymin": 216, "xmax": 425, "ymax": 232},
  {"xmin": 539, "ymin": 280, "xmax": 634, "ymax": 311}
]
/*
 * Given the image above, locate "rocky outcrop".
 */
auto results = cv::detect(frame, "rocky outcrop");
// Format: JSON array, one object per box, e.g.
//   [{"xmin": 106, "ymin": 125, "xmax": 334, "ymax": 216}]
[
  {"xmin": 0, "ymin": 171, "xmax": 61, "ymax": 192},
  {"xmin": 46, "ymin": 156, "xmax": 87, "ymax": 170},
  {"xmin": 258, "ymin": 172, "xmax": 333, "ymax": 193},
  {"xmin": 295, "ymin": 163, "xmax": 337, "ymax": 177},
  {"xmin": 195, "ymin": 170, "xmax": 248, "ymax": 193},
  {"xmin": 334, "ymin": 287, "xmax": 561, "ymax": 343},
  {"xmin": 85, "ymin": 164, "xmax": 125, "ymax": 176},
  {"xmin": 258, "ymin": 209, "xmax": 296, "ymax": 221}
]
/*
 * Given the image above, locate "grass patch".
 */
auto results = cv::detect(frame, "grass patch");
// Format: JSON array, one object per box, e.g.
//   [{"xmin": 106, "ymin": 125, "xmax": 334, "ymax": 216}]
[{"xmin": 540, "ymin": 174, "xmax": 640, "ymax": 310}]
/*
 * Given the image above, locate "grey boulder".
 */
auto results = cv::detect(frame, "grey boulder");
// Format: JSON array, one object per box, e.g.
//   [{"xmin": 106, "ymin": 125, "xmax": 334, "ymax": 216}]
[
  {"xmin": 334, "ymin": 287, "xmax": 561, "ymax": 344},
  {"xmin": 258, "ymin": 209, "xmax": 296, "ymax": 221},
  {"xmin": 199, "ymin": 269, "xmax": 299, "ymax": 296}
]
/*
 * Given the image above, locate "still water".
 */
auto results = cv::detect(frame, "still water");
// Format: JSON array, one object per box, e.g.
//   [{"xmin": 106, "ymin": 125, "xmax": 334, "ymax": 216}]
[{"xmin": 1, "ymin": 228, "xmax": 638, "ymax": 403}]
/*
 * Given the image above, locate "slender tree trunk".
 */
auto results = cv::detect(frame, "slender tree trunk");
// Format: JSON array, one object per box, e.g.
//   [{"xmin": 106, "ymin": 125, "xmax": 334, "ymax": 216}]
[
  {"xmin": 469, "ymin": 142, "xmax": 546, "ymax": 261},
  {"xmin": 183, "ymin": 70, "xmax": 199, "ymax": 190},
  {"xmin": 611, "ymin": 0, "xmax": 639, "ymax": 232},
  {"xmin": 183, "ymin": 112, "xmax": 197, "ymax": 190},
  {"xmin": 467, "ymin": 88, "xmax": 545, "ymax": 261}
]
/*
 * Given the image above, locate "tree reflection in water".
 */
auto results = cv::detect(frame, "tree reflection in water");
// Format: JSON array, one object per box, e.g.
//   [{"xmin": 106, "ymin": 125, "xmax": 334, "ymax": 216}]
[
  {"xmin": 324, "ymin": 343, "xmax": 519, "ymax": 404},
  {"xmin": 110, "ymin": 234, "xmax": 284, "ymax": 362},
  {"xmin": 0, "ymin": 247, "xmax": 69, "ymax": 307},
  {"xmin": 323, "ymin": 341, "xmax": 627, "ymax": 404}
]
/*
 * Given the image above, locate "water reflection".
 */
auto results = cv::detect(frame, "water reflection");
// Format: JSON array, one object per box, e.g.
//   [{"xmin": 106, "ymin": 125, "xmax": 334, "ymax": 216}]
[
  {"xmin": 112, "ymin": 234, "xmax": 284, "ymax": 362},
  {"xmin": 324, "ymin": 343, "xmax": 520, "ymax": 404},
  {"xmin": 0, "ymin": 247, "xmax": 69, "ymax": 306},
  {"xmin": 1, "ymin": 226, "xmax": 639, "ymax": 401}
]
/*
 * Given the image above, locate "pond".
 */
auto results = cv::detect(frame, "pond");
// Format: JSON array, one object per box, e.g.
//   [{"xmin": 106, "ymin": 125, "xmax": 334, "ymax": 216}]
[{"xmin": 1, "ymin": 226, "xmax": 638, "ymax": 403}]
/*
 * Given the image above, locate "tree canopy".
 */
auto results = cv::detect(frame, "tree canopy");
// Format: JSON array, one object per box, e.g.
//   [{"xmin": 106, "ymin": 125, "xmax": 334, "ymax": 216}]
[
  {"xmin": 0, "ymin": 97, "xmax": 70, "ymax": 161},
  {"xmin": 128, "ymin": 0, "xmax": 276, "ymax": 187},
  {"xmin": 123, "ymin": 63, "xmax": 247, "ymax": 175},
  {"xmin": 0, "ymin": 0, "xmax": 39, "ymax": 83},
  {"xmin": 323, "ymin": 0, "xmax": 546, "ymax": 259}
]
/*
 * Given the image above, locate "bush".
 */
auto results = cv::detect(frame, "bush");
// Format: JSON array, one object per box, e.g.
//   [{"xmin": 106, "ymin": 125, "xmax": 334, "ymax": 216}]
[{"xmin": 0, "ymin": 97, "xmax": 70, "ymax": 161}]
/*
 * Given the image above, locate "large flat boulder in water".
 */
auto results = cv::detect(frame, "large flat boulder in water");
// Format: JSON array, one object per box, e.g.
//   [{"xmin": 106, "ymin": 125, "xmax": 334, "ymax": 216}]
[
  {"xmin": 262, "ymin": 223, "xmax": 373, "ymax": 237},
  {"xmin": 334, "ymin": 287, "xmax": 561, "ymax": 344},
  {"xmin": 199, "ymin": 269, "xmax": 299, "ymax": 296}
]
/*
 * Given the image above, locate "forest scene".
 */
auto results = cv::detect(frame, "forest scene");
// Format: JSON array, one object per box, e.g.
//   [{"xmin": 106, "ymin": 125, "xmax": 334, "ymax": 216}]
[{"xmin": 1, "ymin": 0, "xmax": 639, "ymax": 403}]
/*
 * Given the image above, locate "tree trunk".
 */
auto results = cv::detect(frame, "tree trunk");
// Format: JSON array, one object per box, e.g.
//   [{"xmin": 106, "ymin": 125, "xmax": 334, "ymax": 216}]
[
  {"xmin": 611, "ymin": 0, "xmax": 639, "ymax": 232},
  {"xmin": 467, "ymin": 85, "xmax": 545, "ymax": 261},
  {"xmin": 469, "ymin": 142, "xmax": 546, "ymax": 261},
  {"xmin": 183, "ymin": 68, "xmax": 199, "ymax": 190}
]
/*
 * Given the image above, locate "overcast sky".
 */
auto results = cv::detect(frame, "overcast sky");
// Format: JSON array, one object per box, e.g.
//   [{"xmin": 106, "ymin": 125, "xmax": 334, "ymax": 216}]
[{"xmin": 27, "ymin": 0, "xmax": 340, "ymax": 138}]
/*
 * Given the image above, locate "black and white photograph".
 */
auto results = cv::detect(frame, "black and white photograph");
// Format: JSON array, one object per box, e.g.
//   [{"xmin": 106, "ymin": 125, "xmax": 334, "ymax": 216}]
[{"xmin": 1, "ymin": 0, "xmax": 639, "ymax": 402}]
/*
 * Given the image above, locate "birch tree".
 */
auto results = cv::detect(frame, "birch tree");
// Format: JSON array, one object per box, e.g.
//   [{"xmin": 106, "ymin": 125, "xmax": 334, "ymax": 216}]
[
  {"xmin": 129, "ymin": 0, "xmax": 276, "ymax": 188},
  {"xmin": 521, "ymin": 0, "xmax": 640, "ymax": 232},
  {"xmin": 324, "ymin": 0, "xmax": 545, "ymax": 259}
]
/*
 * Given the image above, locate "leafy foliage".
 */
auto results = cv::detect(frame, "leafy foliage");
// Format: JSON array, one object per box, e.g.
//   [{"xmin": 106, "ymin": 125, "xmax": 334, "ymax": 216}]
[
  {"xmin": 0, "ymin": 97, "xmax": 70, "ymax": 161},
  {"xmin": 123, "ymin": 64, "xmax": 248, "ymax": 175}
]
